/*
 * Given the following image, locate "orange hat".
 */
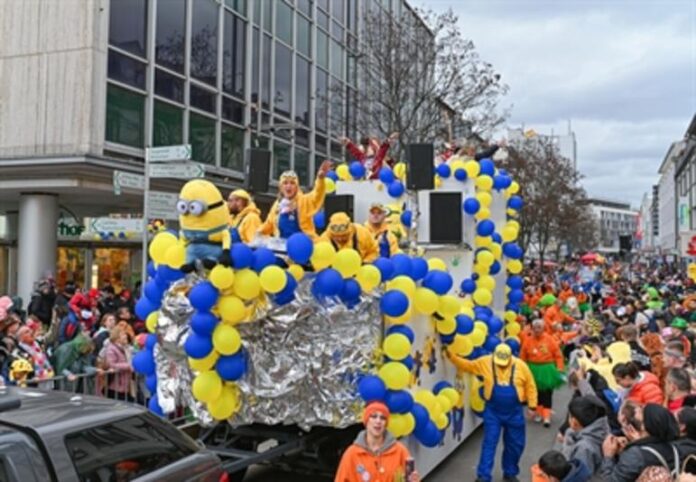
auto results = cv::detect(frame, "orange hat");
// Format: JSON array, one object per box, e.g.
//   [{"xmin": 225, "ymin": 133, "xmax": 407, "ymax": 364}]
[{"xmin": 362, "ymin": 401, "xmax": 390, "ymax": 426}]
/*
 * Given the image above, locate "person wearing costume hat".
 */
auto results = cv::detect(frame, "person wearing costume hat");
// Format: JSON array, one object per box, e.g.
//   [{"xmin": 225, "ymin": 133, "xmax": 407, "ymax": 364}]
[
  {"xmin": 259, "ymin": 160, "xmax": 332, "ymax": 240},
  {"xmin": 364, "ymin": 203, "xmax": 401, "ymax": 258},
  {"xmin": 669, "ymin": 317, "xmax": 692, "ymax": 358},
  {"xmin": 335, "ymin": 401, "xmax": 420, "ymax": 482},
  {"xmin": 227, "ymin": 189, "xmax": 262, "ymax": 244},
  {"xmin": 319, "ymin": 212, "xmax": 379, "ymax": 263},
  {"xmin": 448, "ymin": 343, "xmax": 538, "ymax": 482}
]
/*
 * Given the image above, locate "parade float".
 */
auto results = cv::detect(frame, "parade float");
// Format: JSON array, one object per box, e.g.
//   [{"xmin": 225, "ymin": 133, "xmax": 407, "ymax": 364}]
[{"xmin": 131, "ymin": 151, "xmax": 525, "ymax": 479}]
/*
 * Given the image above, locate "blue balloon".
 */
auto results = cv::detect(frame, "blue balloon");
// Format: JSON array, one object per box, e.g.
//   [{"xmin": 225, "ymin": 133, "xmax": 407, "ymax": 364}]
[
  {"xmin": 388, "ymin": 181, "xmax": 405, "ymax": 198},
  {"xmin": 286, "ymin": 233, "xmax": 314, "ymax": 264},
  {"xmin": 508, "ymin": 195, "xmax": 524, "ymax": 210},
  {"xmin": 154, "ymin": 273, "xmax": 170, "ymax": 291},
  {"xmin": 484, "ymin": 335, "xmax": 501, "ymax": 352},
  {"xmin": 400, "ymin": 355, "xmax": 414, "ymax": 371},
  {"xmin": 505, "ymin": 337, "xmax": 521, "ymax": 355},
  {"xmin": 145, "ymin": 374, "xmax": 157, "ymax": 393},
  {"xmin": 391, "ymin": 254, "xmax": 413, "ymax": 278},
  {"xmin": 157, "ymin": 265, "xmax": 183, "ymax": 283},
  {"xmin": 433, "ymin": 381, "xmax": 453, "ymax": 394},
  {"xmin": 216, "ymin": 352, "xmax": 247, "ymax": 381},
  {"xmin": 143, "ymin": 280, "xmax": 165, "ymax": 304},
  {"xmin": 440, "ymin": 332, "xmax": 455, "ymax": 345},
  {"xmin": 463, "ymin": 198, "xmax": 481, "ymax": 215},
  {"xmin": 475, "ymin": 306, "xmax": 493, "ymax": 319},
  {"xmin": 415, "ymin": 421, "xmax": 441, "ymax": 447},
  {"xmin": 491, "ymin": 232, "xmax": 502, "ymax": 244},
  {"xmin": 507, "ymin": 276, "xmax": 524, "ymax": 290},
  {"xmin": 379, "ymin": 167, "xmax": 395, "ymax": 184},
  {"xmin": 327, "ymin": 170, "xmax": 339, "ymax": 181},
  {"xmin": 373, "ymin": 257, "xmax": 395, "ymax": 281},
  {"xmin": 188, "ymin": 281, "xmax": 219, "ymax": 312},
  {"xmin": 477, "ymin": 220, "xmax": 495, "ymax": 237},
  {"xmin": 460, "ymin": 278, "xmax": 477, "ymax": 294},
  {"xmin": 380, "ymin": 290, "xmax": 409, "ymax": 317},
  {"xmin": 422, "ymin": 270, "xmax": 453, "ymax": 295},
  {"xmin": 135, "ymin": 296, "xmax": 158, "ymax": 321},
  {"xmin": 132, "ymin": 350, "xmax": 155, "ymax": 376},
  {"xmin": 436, "ymin": 163, "xmax": 451, "ymax": 178},
  {"xmin": 184, "ymin": 332, "xmax": 213, "ymax": 359},
  {"xmin": 274, "ymin": 273, "xmax": 297, "ymax": 306},
  {"xmin": 145, "ymin": 334, "xmax": 158, "ymax": 351},
  {"xmin": 358, "ymin": 375, "xmax": 387, "ymax": 402},
  {"xmin": 456, "ymin": 314, "xmax": 474, "ymax": 335},
  {"xmin": 147, "ymin": 261, "xmax": 157, "ymax": 279},
  {"xmin": 506, "ymin": 303, "xmax": 520, "ymax": 313},
  {"xmin": 314, "ymin": 211, "xmax": 326, "ymax": 231},
  {"xmin": 387, "ymin": 325, "xmax": 415, "ymax": 343},
  {"xmin": 411, "ymin": 258, "xmax": 428, "ymax": 281},
  {"xmin": 148, "ymin": 394, "xmax": 164, "ymax": 416},
  {"xmin": 252, "ymin": 247, "xmax": 276, "ymax": 272},
  {"xmin": 487, "ymin": 316, "xmax": 504, "ymax": 334},
  {"xmin": 231, "ymin": 243, "xmax": 254, "ymax": 269},
  {"xmin": 489, "ymin": 260, "xmax": 501, "ymax": 275},
  {"xmin": 314, "ymin": 268, "xmax": 343, "ymax": 296},
  {"xmin": 340, "ymin": 278, "xmax": 361, "ymax": 305},
  {"xmin": 411, "ymin": 403, "xmax": 430, "ymax": 431},
  {"xmin": 479, "ymin": 158, "xmax": 495, "ymax": 176},
  {"xmin": 386, "ymin": 390, "xmax": 414, "ymax": 414},
  {"xmin": 401, "ymin": 210, "xmax": 413, "ymax": 228},
  {"xmin": 454, "ymin": 168, "xmax": 467, "ymax": 181},
  {"xmin": 190, "ymin": 311, "xmax": 219, "ymax": 336},
  {"xmin": 349, "ymin": 161, "xmax": 366, "ymax": 179},
  {"xmin": 493, "ymin": 175, "xmax": 507, "ymax": 191},
  {"xmin": 508, "ymin": 289, "xmax": 524, "ymax": 304}
]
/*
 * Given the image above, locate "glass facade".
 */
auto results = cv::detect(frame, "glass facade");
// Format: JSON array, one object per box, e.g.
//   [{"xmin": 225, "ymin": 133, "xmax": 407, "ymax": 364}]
[{"xmin": 106, "ymin": 0, "xmax": 365, "ymax": 182}]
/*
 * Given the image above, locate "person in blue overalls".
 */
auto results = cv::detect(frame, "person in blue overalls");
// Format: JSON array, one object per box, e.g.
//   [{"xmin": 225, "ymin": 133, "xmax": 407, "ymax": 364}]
[
  {"xmin": 227, "ymin": 189, "xmax": 262, "ymax": 244},
  {"xmin": 448, "ymin": 343, "xmax": 539, "ymax": 482},
  {"xmin": 363, "ymin": 203, "xmax": 401, "ymax": 258}
]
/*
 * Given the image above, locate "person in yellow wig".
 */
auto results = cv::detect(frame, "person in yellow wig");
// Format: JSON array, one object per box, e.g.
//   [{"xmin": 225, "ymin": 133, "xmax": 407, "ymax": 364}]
[
  {"xmin": 227, "ymin": 189, "xmax": 262, "ymax": 244},
  {"xmin": 319, "ymin": 212, "xmax": 379, "ymax": 262},
  {"xmin": 259, "ymin": 160, "xmax": 332, "ymax": 240},
  {"xmin": 364, "ymin": 203, "xmax": 401, "ymax": 258}
]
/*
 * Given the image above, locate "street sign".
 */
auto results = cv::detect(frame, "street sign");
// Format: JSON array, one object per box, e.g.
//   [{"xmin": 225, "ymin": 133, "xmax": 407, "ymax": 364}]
[
  {"xmin": 146, "ymin": 144, "xmax": 192, "ymax": 163},
  {"xmin": 113, "ymin": 171, "xmax": 145, "ymax": 195},
  {"xmin": 147, "ymin": 191, "xmax": 179, "ymax": 220},
  {"xmin": 149, "ymin": 162, "xmax": 205, "ymax": 179},
  {"xmin": 88, "ymin": 218, "xmax": 143, "ymax": 233}
]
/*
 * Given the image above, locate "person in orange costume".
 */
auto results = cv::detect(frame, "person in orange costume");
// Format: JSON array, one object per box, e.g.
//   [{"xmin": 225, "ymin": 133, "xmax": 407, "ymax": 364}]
[
  {"xmin": 558, "ymin": 282, "xmax": 573, "ymax": 303},
  {"xmin": 543, "ymin": 299, "xmax": 575, "ymax": 332},
  {"xmin": 520, "ymin": 319, "xmax": 565, "ymax": 427},
  {"xmin": 335, "ymin": 402, "xmax": 420, "ymax": 482}
]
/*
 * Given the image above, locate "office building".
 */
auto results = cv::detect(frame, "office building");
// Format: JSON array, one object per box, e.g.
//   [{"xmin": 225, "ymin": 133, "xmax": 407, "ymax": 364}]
[{"xmin": 587, "ymin": 197, "xmax": 638, "ymax": 254}]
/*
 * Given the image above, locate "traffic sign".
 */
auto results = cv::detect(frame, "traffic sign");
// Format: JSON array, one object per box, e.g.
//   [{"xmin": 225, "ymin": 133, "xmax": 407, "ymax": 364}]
[
  {"xmin": 113, "ymin": 171, "xmax": 145, "ymax": 195},
  {"xmin": 147, "ymin": 191, "xmax": 179, "ymax": 220},
  {"xmin": 89, "ymin": 218, "xmax": 143, "ymax": 233},
  {"xmin": 149, "ymin": 162, "xmax": 205, "ymax": 179},
  {"xmin": 147, "ymin": 144, "xmax": 192, "ymax": 163}
]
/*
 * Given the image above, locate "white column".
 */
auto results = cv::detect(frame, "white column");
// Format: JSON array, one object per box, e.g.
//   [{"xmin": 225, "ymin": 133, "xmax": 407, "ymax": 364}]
[{"xmin": 17, "ymin": 194, "xmax": 58, "ymax": 303}]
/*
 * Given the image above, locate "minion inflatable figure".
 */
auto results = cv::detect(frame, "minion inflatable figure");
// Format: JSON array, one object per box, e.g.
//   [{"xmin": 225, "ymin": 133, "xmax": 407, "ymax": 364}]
[{"xmin": 177, "ymin": 180, "xmax": 232, "ymax": 271}]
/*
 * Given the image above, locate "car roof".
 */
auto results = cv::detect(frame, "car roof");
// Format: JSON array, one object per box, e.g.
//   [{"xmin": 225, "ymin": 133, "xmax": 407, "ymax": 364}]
[{"xmin": 0, "ymin": 387, "xmax": 145, "ymax": 435}]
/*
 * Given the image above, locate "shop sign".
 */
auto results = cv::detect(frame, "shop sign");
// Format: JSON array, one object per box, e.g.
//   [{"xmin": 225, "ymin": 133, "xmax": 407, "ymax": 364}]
[
  {"xmin": 147, "ymin": 191, "xmax": 178, "ymax": 220},
  {"xmin": 88, "ymin": 218, "xmax": 143, "ymax": 233},
  {"xmin": 58, "ymin": 220, "xmax": 85, "ymax": 237},
  {"xmin": 147, "ymin": 144, "xmax": 192, "ymax": 163},
  {"xmin": 678, "ymin": 196, "xmax": 690, "ymax": 233}
]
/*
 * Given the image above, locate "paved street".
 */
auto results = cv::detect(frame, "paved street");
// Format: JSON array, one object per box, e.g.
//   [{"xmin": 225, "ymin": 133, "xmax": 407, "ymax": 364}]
[{"xmin": 245, "ymin": 386, "xmax": 572, "ymax": 482}]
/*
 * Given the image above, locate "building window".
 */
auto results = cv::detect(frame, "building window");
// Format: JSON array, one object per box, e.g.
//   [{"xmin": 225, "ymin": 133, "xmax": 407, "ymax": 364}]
[
  {"xmin": 155, "ymin": 0, "xmax": 186, "ymax": 73},
  {"xmin": 153, "ymin": 101, "xmax": 183, "ymax": 147},
  {"xmin": 225, "ymin": 0, "xmax": 246, "ymax": 16},
  {"xmin": 107, "ymin": 50, "xmax": 146, "ymax": 90},
  {"xmin": 295, "ymin": 148, "xmax": 310, "ymax": 186},
  {"xmin": 222, "ymin": 97, "xmax": 244, "ymax": 124},
  {"xmin": 109, "ymin": 0, "xmax": 148, "ymax": 58},
  {"xmin": 296, "ymin": 55, "xmax": 310, "ymax": 126},
  {"xmin": 297, "ymin": 16, "xmax": 311, "ymax": 57},
  {"xmin": 276, "ymin": 1, "xmax": 294, "ymax": 46},
  {"xmin": 155, "ymin": 69, "xmax": 185, "ymax": 103},
  {"xmin": 222, "ymin": 124, "xmax": 245, "ymax": 171},
  {"xmin": 189, "ymin": 113, "xmax": 216, "ymax": 164},
  {"xmin": 298, "ymin": 0, "xmax": 312, "ymax": 17},
  {"xmin": 263, "ymin": 0, "xmax": 273, "ymax": 32},
  {"xmin": 105, "ymin": 84, "xmax": 144, "ymax": 148},
  {"xmin": 333, "ymin": 0, "xmax": 345, "ymax": 23},
  {"xmin": 274, "ymin": 42, "xmax": 292, "ymax": 117},
  {"xmin": 191, "ymin": 0, "xmax": 219, "ymax": 86},
  {"xmin": 273, "ymin": 140, "xmax": 291, "ymax": 178},
  {"xmin": 262, "ymin": 34, "xmax": 272, "ymax": 108},
  {"xmin": 317, "ymin": 30, "xmax": 329, "ymax": 69},
  {"xmin": 251, "ymin": 28, "xmax": 260, "ymax": 104},
  {"xmin": 316, "ymin": 69, "xmax": 328, "ymax": 132},
  {"xmin": 190, "ymin": 84, "xmax": 217, "ymax": 114},
  {"xmin": 330, "ymin": 39, "xmax": 343, "ymax": 78},
  {"xmin": 223, "ymin": 11, "xmax": 246, "ymax": 98}
]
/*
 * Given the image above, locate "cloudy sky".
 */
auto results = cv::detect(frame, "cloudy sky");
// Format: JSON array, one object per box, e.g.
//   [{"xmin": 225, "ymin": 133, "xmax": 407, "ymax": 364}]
[{"xmin": 426, "ymin": 0, "xmax": 696, "ymax": 207}]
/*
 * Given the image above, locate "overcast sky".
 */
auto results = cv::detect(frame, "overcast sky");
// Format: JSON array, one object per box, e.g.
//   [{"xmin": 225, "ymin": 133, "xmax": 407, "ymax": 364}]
[{"xmin": 426, "ymin": 0, "xmax": 696, "ymax": 207}]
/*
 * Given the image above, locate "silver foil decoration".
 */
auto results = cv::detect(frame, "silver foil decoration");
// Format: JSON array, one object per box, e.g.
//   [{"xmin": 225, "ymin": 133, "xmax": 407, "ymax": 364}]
[{"xmin": 154, "ymin": 274, "xmax": 382, "ymax": 430}]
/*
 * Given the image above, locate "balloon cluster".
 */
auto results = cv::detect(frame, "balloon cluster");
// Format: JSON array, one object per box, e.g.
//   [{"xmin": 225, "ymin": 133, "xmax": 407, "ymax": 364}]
[
  {"xmin": 93, "ymin": 231, "xmax": 132, "ymax": 241},
  {"xmin": 132, "ymin": 333, "xmax": 163, "ymax": 415}
]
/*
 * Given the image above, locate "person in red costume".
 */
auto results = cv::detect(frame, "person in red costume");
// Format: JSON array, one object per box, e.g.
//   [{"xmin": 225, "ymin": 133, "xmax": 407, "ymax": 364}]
[{"xmin": 340, "ymin": 132, "xmax": 399, "ymax": 179}]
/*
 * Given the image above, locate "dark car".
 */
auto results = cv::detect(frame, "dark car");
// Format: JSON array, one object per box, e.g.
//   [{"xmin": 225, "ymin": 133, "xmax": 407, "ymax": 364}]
[{"xmin": 0, "ymin": 387, "xmax": 227, "ymax": 482}]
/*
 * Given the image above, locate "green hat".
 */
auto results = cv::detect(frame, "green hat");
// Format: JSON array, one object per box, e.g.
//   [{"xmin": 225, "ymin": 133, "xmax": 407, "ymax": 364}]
[
  {"xmin": 671, "ymin": 317, "xmax": 688, "ymax": 329},
  {"xmin": 539, "ymin": 294, "xmax": 557, "ymax": 307},
  {"xmin": 646, "ymin": 287, "xmax": 659, "ymax": 300}
]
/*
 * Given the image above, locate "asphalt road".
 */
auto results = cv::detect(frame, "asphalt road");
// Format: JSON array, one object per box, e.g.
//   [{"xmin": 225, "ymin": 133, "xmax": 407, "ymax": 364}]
[{"xmin": 244, "ymin": 386, "xmax": 572, "ymax": 482}]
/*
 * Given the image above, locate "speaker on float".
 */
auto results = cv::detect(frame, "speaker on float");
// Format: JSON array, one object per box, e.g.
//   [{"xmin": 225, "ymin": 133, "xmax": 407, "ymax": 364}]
[
  {"xmin": 324, "ymin": 194, "xmax": 354, "ymax": 221},
  {"xmin": 406, "ymin": 143, "xmax": 435, "ymax": 190},
  {"xmin": 246, "ymin": 148, "xmax": 271, "ymax": 194},
  {"xmin": 429, "ymin": 192, "xmax": 462, "ymax": 244}
]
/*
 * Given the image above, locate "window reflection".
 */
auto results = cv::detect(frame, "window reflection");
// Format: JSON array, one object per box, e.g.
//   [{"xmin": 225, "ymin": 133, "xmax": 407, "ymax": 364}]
[
  {"xmin": 155, "ymin": 0, "xmax": 186, "ymax": 72},
  {"xmin": 274, "ymin": 42, "xmax": 292, "ymax": 117},
  {"xmin": 296, "ymin": 56, "xmax": 310, "ymax": 126},
  {"xmin": 109, "ymin": 0, "xmax": 147, "ymax": 57},
  {"xmin": 191, "ymin": 0, "xmax": 218, "ymax": 86},
  {"xmin": 223, "ymin": 12, "xmax": 246, "ymax": 98}
]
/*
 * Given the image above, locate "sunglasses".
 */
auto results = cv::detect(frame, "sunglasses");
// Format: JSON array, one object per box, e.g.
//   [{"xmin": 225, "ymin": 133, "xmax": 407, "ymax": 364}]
[{"xmin": 176, "ymin": 199, "xmax": 225, "ymax": 216}]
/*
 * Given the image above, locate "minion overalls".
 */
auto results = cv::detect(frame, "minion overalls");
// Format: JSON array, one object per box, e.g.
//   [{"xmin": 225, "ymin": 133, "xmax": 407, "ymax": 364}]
[{"xmin": 183, "ymin": 225, "xmax": 227, "ymax": 263}]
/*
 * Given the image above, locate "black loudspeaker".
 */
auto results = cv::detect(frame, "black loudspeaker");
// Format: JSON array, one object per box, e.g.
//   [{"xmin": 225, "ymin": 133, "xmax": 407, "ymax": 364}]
[
  {"xmin": 619, "ymin": 235, "xmax": 633, "ymax": 252},
  {"xmin": 429, "ymin": 192, "xmax": 462, "ymax": 243},
  {"xmin": 324, "ymin": 194, "xmax": 354, "ymax": 221},
  {"xmin": 246, "ymin": 148, "xmax": 271, "ymax": 193},
  {"xmin": 406, "ymin": 144, "xmax": 435, "ymax": 190}
]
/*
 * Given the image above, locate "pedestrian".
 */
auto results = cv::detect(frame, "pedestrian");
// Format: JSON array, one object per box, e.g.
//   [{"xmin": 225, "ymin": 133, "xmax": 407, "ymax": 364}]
[
  {"xmin": 52, "ymin": 334, "xmax": 99, "ymax": 391},
  {"xmin": 28, "ymin": 278, "xmax": 56, "ymax": 327},
  {"xmin": 561, "ymin": 395, "xmax": 609, "ymax": 473},
  {"xmin": 665, "ymin": 368, "xmax": 696, "ymax": 413},
  {"xmin": 612, "ymin": 361, "xmax": 664, "ymax": 405},
  {"xmin": 616, "ymin": 324, "xmax": 651, "ymax": 371},
  {"xmin": 93, "ymin": 313, "xmax": 116, "ymax": 357},
  {"xmin": 448, "ymin": 343, "xmax": 537, "ymax": 482},
  {"xmin": 98, "ymin": 284, "xmax": 118, "ymax": 315},
  {"xmin": 334, "ymin": 401, "xmax": 420, "ymax": 482},
  {"xmin": 537, "ymin": 450, "xmax": 591, "ymax": 482},
  {"xmin": 15, "ymin": 325, "xmax": 53, "ymax": 382},
  {"xmin": 54, "ymin": 281, "xmax": 76, "ymax": 309},
  {"xmin": 103, "ymin": 326, "xmax": 133, "ymax": 401}
]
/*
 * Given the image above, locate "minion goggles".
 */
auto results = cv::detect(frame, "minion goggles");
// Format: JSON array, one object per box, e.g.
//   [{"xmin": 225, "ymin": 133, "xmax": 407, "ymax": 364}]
[
  {"xmin": 176, "ymin": 199, "xmax": 225, "ymax": 216},
  {"xmin": 329, "ymin": 223, "xmax": 351, "ymax": 234}
]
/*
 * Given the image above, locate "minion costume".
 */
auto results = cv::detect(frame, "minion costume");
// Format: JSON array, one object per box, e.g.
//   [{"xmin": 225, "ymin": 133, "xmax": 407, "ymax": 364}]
[
  {"xmin": 319, "ymin": 212, "xmax": 379, "ymax": 262},
  {"xmin": 364, "ymin": 203, "xmax": 401, "ymax": 258},
  {"xmin": 259, "ymin": 170, "xmax": 326, "ymax": 239},
  {"xmin": 178, "ymin": 180, "xmax": 232, "ymax": 269},
  {"xmin": 228, "ymin": 189, "xmax": 262, "ymax": 244},
  {"xmin": 448, "ymin": 344, "xmax": 538, "ymax": 482}
]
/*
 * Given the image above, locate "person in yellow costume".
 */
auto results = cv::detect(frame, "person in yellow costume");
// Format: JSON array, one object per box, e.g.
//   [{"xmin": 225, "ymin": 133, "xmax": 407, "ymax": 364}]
[
  {"xmin": 319, "ymin": 212, "xmax": 379, "ymax": 263},
  {"xmin": 259, "ymin": 160, "xmax": 332, "ymax": 240},
  {"xmin": 364, "ymin": 203, "xmax": 401, "ymax": 258},
  {"xmin": 227, "ymin": 189, "xmax": 261, "ymax": 244}
]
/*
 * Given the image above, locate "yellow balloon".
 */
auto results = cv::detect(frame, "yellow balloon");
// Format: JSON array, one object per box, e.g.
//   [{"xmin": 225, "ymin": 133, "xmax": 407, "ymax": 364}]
[
  {"xmin": 333, "ymin": 249, "xmax": 362, "ymax": 278},
  {"xmin": 188, "ymin": 351, "xmax": 219, "ymax": 372},
  {"xmin": 490, "ymin": 243, "xmax": 502, "ymax": 260},
  {"xmin": 394, "ymin": 162, "xmax": 407, "ymax": 180},
  {"xmin": 414, "ymin": 389, "xmax": 437, "ymax": 413},
  {"xmin": 434, "ymin": 175, "xmax": 442, "ymax": 188},
  {"xmin": 259, "ymin": 265, "xmax": 287, "ymax": 294},
  {"xmin": 325, "ymin": 177, "xmax": 336, "ymax": 194},
  {"xmin": 450, "ymin": 159, "xmax": 465, "ymax": 172},
  {"xmin": 470, "ymin": 327, "xmax": 486, "ymax": 347},
  {"xmin": 506, "ymin": 321, "xmax": 521, "ymax": 337},
  {"xmin": 436, "ymin": 393, "xmax": 453, "ymax": 413},
  {"xmin": 165, "ymin": 243, "xmax": 186, "ymax": 269},
  {"xmin": 477, "ymin": 275, "xmax": 496, "ymax": 292},
  {"xmin": 146, "ymin": 311, "xmax": 159, "ymax": 334},
  {"xmin": 463, "ymin": 160, "xmax": 480, "ymax": 178},
  {"xmin": 450, "ymin": 334, "xmax": 473, "ymax": 356},
  {"xmin": 460, "ymin": 305, "xmax": 475, "ymax": 318},
  {"xmin": 473, "ymin": 263, "xmax": 489, "ymax": 276},
  {"xmin": 475, "ymin": 207, "xmax": 491, "ymax": 221},
  {"xmin": 508, "ymin": 181, "xmax": 520, "ymax": 194},
  {"xmin": 475, "ymin": 175, "xmax": 493, "ymax": 191},
  {"xmin": 507, "ymin": 220, "xmax": 521, "ymax": 231},
  {"xmin": 473, "ymin": 288, "xmax": 492, "ymax": 306},
  {"xmin": 427, "ymin": 258, "xmax": 447, "ymax": 271},
  {"xmin": 440, "ymin": 387, "xmax": 460, "ymax": 407},
  {"xmin": 212, "ymin": 324, "xmax": 241, "ymax": 355},
  {"xmin": 355, "ymin": 264, "xmax": 381, "ymax": 292},
  {"xmin": 401, "ymin": 412, "xmax": 416, "ymax": 435},
  {"xmin": 383, "ymin": 333, "xmax": 412, "ymax": 360},
  {"xmin": 378, "ymin": 362, "xmax": 410, "ymax": 390},
  {"xmin": 504, "ymin": 310, "xmax": 518, "ymax": 323},
  {"xmin": 477, "ymin": 250, "xmax": 495, "ymax": 267},
  {"xmin": 311, "ymin": 242, "xmax": 337, "ymax": 270},
  {"xmin": 387, "ymin": 276, "xmax": 417, "ymax": 299},
  {"xmin": 287, "ymin": 264, "xmax": 305, "ymax": 281},
  {"xmin": 414, "ymin": 288, "xmax": 439, "ymax": 315},
  {"xmin": 507, "ymin": 259, "xmax": 523, "ymax": 274},
  {"xmin": 336, "ymin": 164, "xmax": 351, "ymax": 181},
  {"xmin": 192, "ymin": 370, "xmax": 223, "ymax": 403},
  {"xmin": 233, "ymin": 269, "xmax": 261, "ymax": 300},
  {"xmin": 436, "ymin": 316, "xmax": 456, "ymax": 335},
  {"xmin": 210, "ymin": 265, "xmax": 235, "ymax": 290},
  {"xmin": 476, "ymin": 191, "xmax": 492, "ymax": 207},
  {"xmin": 218, "ymin": 295, "xmax": 245, "ymax": 324},
  {"xmin": 470, "ymin": 390, "xmax": 485, "ymax": 412},
  {"xmin": 438, "ymin": 295, "xmax": 460, "ymax": 318},
  {"xmin": 434, "ymin": 413, "xmax": 448, "ymax": 430},
  {"xmin": 388, "ymin": 413, "xmax": 412, "ymax": 438},
  {"xmin": 207, "ymin": 384, "xmax": 240, "ymax": 420},
  {"xmin": 475, "ymin": 236, "xmax": 492, "ymax": 248},
  {"xmin": 502, "ymin": 226, "xmax": 518, "ymax": 242},
  {"xmin": 385, "ymin": 309, "xmax": 412, "ymax": 325},
  {"xmin": 507, "ymin": 208, "xmax": 519, "ymax": 217},
  {"xmin": 149, "ymin": 232, "xmax": 178, "ymax": 264},
  {"xmin": 474, "ymin": 321, "xmax": 489, "ymax": 337}
]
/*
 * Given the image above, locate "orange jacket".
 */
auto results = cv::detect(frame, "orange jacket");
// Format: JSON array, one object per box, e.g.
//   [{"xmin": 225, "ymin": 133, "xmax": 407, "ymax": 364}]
[
  {"xmin": 335, "ymin": 431, "xmax": 411, "ymax": 482},
  {"xmin": 543, "ymin": 305, "xmax": 574, "ymax": 331},
  {"xmin": 558, "ymin": 288, "xmax": 573, "ymax": 303},
  {"xmin": 627, "ymin": 371, "xmax": 664, "ymax": 406},
  {"xmin": 520, "ymin": 333, "xmax": 564, "ymax": 370}
]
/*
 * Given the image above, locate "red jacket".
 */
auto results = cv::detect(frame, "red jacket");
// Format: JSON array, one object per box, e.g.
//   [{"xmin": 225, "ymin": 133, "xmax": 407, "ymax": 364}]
[
  {"xmin": 628, "ymin": 371, "xmax": 664, "ymax": 405},
  {"xmin": 345, "ymin": 140, "xmax": 392, "ymax": 179}
]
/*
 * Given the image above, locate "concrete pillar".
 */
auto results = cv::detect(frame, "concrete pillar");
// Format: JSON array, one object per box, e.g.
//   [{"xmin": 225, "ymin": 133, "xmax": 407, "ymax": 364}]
[{"xmin": 17, "ymin": 194, "xmax": 58, "ymax": 304}]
